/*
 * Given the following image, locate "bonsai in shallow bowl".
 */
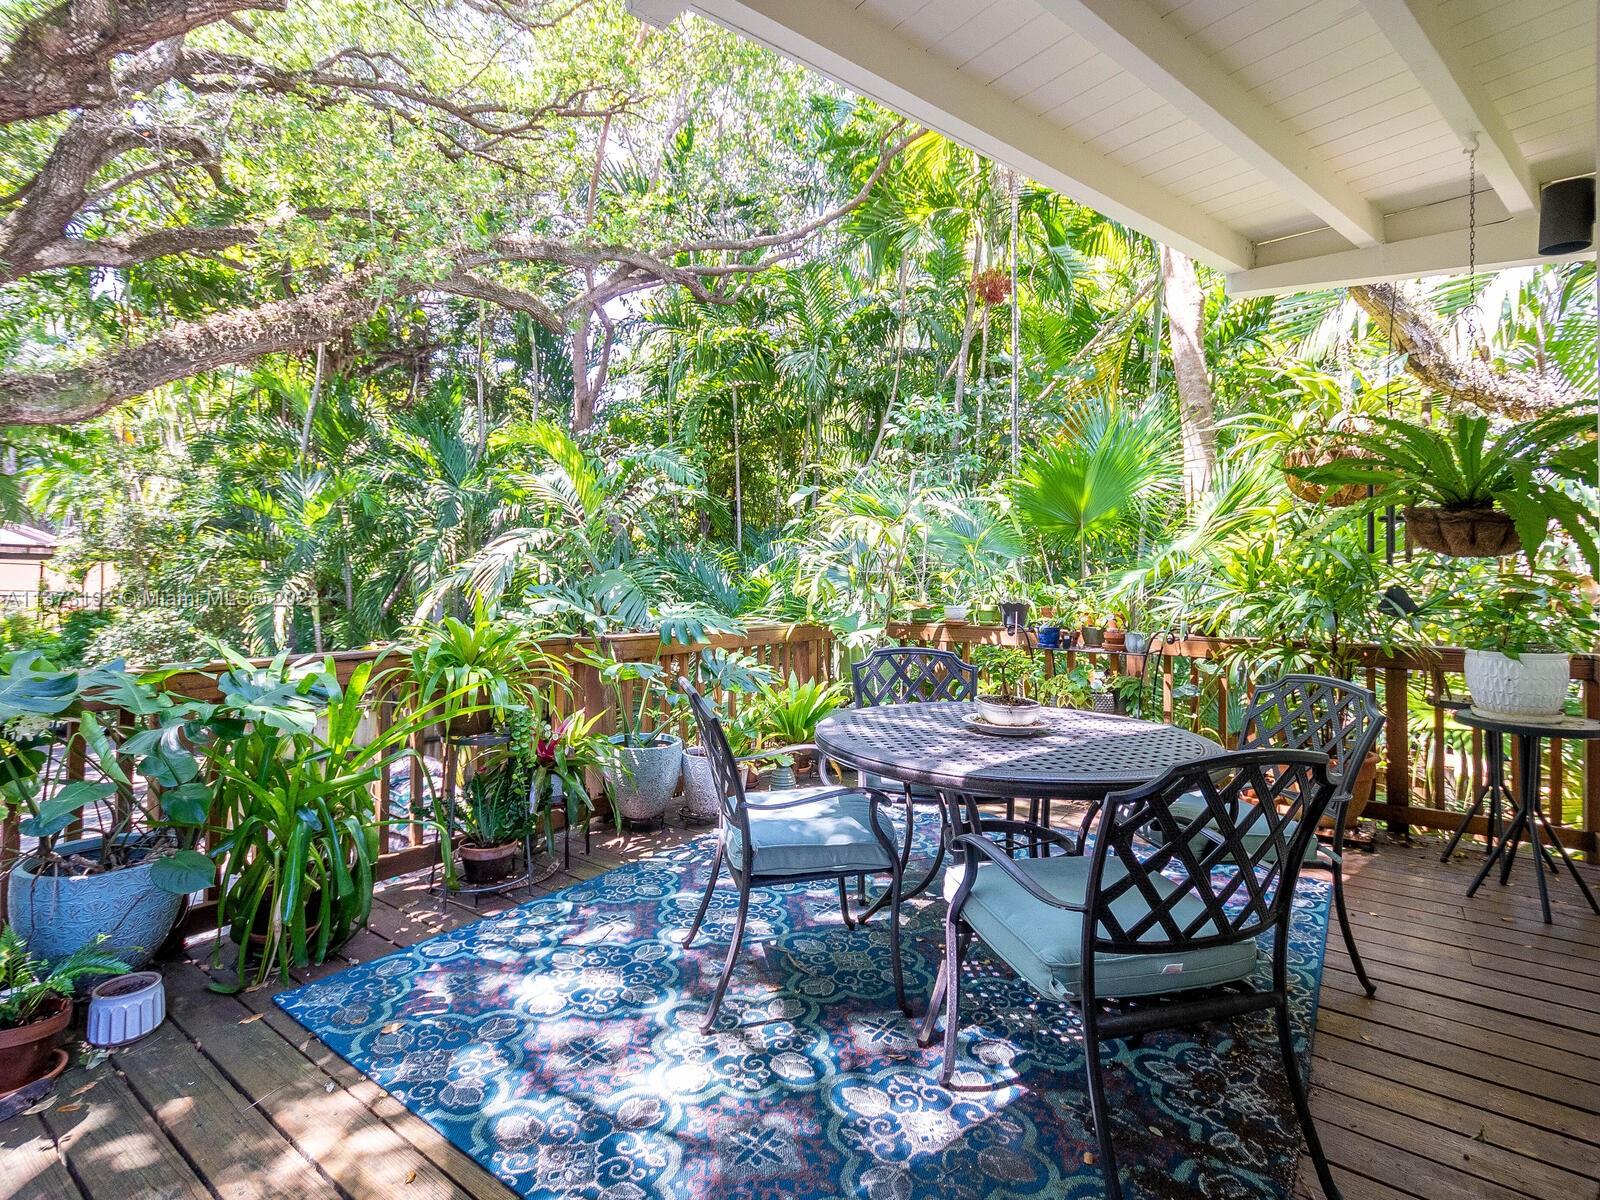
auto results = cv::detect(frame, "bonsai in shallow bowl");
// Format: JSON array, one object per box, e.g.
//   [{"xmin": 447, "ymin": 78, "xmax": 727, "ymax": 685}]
[{"xmin": 975, "ymin": 658, "xmax": 1043, "ymax": 727}]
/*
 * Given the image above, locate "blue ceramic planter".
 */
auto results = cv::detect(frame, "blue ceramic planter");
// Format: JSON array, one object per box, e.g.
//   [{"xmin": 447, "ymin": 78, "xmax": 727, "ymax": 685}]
[
  {"xmin": 6, "ymin": 835, "xmax": 184, "ymax": 971},
  {"xmin": 1036, "ymin": 625, "xmax": 1062, "ymax": 649}
]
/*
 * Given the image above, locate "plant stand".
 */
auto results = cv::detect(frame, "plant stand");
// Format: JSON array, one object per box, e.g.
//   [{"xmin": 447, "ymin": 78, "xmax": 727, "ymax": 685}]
[{"xmin": 428, "ymin": 734, "xmax": 588, "ymax": 904}]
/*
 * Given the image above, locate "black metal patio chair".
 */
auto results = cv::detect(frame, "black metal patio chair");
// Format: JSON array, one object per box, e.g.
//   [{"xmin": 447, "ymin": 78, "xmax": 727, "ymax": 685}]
[
  {"xmin": 924, "ymin": 748, "xmax": 1343, "ymax": 1200},
  {"xmin": 1163, "ymin": 674, "xmax": 1384, "ymax": 996},
  {"xmin": 847, "ymin": 647, "xmax": 983, "ymax": 913},
  {"xmin": 677, "ymin": 678, "xmax": 909, "ymax": 1032}
]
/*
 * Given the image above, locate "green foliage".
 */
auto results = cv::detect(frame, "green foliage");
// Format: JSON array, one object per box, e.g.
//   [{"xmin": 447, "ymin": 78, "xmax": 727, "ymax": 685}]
[
  {"xmin": 749, "ymin": 673, "xmax": 846, "ymax": 748},
  {"xmin": 0, "ymin": 927, "xmax": 127, "ymax": 1030},
  {"xmin": 1291, "ymin": 409, "xmax": 1599, "ymax": 570},
  {"xmin": 1437, "ymin": 569, "xmax": 1600, "ymax": 658}
]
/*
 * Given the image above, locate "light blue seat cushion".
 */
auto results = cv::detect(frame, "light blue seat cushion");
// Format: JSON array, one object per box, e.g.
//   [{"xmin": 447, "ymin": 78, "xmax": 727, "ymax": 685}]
[
  {"xmin": 946, "ymin": 853, "xmax": 1259, "ymax": 1002},
  {"xmin": 1165, "ymin": 790, "xmax": 1322, "ymax": 865},
  {"xmin": 725, "ymin": 787, "xmax": 894, "ymax": 876}
]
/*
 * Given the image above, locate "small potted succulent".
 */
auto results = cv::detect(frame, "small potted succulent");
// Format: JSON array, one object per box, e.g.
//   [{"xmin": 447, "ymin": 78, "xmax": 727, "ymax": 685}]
[
  {"xmin": 1087, "ymin": 670, "xmax": 1143, "ymax": 715},
  {"xmin": 0, "ymin": 927, "xmax": 126, "ymax": 1096}
]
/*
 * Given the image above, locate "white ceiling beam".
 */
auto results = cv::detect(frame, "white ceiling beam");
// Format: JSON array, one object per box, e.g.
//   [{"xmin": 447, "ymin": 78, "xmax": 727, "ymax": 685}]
[
  {"xmin": 687, "ymin": 0, "xmax": 1254, "ymax": 271},
  {"xmin": 1226, "ymin": 213, "xmax": 1585, "ymax": 297},
  {"xmin": 1358, "ymin": 0, "xmax": 1536, "ymax": 215},
  {"xmin": 1035, "ymin": 0, "xmax": 1384, "ymax": 249}
]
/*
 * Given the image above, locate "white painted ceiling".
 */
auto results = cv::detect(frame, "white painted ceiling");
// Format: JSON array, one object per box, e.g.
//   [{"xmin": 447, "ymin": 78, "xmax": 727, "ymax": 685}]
[{"xmin": 668, "ymin": 0, "xmax": 1598, "ymax": 294}]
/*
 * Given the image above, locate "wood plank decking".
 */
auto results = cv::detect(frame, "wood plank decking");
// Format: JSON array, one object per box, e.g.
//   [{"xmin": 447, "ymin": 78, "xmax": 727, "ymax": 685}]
[{"xmin": 3, "ymin": 824, "xmax": 1597, "ymax": 1200}]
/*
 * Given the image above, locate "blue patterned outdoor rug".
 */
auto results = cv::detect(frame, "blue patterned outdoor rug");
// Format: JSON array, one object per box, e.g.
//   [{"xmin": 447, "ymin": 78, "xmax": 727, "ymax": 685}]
[{"xmin": 278, "ymin": 818, "xmax": 1332, "ymax": 1200}]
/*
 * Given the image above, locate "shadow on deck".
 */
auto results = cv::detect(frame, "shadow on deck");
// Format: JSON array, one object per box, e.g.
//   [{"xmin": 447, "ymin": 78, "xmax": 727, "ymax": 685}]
[{"xmin": 3, "ymin": 822, "xmax": 1596, "ymax": 1200}]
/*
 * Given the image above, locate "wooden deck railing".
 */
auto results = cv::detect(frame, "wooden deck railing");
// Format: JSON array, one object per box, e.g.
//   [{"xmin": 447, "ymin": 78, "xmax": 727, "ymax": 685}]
[
  {"xmin": 6, "ymin": 617, "xmax": 1594, "ymax": 932},
  {"xmin": 0, "ymin": 623, "xmax": 838, "ymax": 926},
  {"xmin": 888, "ymin": 621, "xmax": 1600, "ymax": 855}
]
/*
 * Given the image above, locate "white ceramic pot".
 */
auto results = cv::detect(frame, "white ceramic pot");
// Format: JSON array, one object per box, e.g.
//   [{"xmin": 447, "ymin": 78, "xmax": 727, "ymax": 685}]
[
  {"xmin": 976, "ymin": 695, "xmax": 1043, "ymax": 727},
  {"xmin": 944, "ymin": 604, "xmax": 969, "ymax": 622},
  {"xmin": 1463, "ymin": 649, "xmax": 1571, "ymax": 720},
  {"xmin": 605, "ymin": 734, "xmax": 683, "ymax": 824},
  {"xmin": 680, "ymin": 747, "xmax": 721, "ymax": 825},
  {"xmin": 86, "ymin": 971, "xmax": 166, "ymax": 1048}
]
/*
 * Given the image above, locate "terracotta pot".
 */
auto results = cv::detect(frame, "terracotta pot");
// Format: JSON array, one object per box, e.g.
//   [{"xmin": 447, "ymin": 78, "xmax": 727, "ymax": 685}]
[
  {"xmin": 1343, "ymin": 751, "xmax": 1379, "ymax": 828},
  {"xmin": 460, "ymin": 841, "xmax": 519, "ymax": 884},
  {"xmin": 0, "ymin": 993, "xmax": 71, "ymax": 1096},
  {"xmin": 1103, "ymin": 627, "xmax": 1127, "ymax": 652},
  {"xmin": 1403, "ymin": 506, "xmax": 1522, "ymax": 558}
]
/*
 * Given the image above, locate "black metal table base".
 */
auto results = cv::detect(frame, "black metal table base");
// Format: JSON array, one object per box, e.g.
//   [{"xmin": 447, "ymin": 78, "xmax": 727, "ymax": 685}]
[{"xmin": 1459, "ymin": 722, "xmax": 1600, "ymax": 925}]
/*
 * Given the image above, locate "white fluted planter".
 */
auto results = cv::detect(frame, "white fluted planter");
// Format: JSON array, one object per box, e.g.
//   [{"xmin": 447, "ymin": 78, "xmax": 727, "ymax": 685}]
[{"xmin": 1463, "ymin": 649, "xmax": 1571, "ymax": 720}]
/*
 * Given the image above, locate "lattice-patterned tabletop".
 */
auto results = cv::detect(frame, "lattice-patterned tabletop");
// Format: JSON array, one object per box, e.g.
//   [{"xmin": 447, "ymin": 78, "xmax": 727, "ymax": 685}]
[{"xmin": 816, "ymin": 701, "xmax": 1224, "ymax": 799}]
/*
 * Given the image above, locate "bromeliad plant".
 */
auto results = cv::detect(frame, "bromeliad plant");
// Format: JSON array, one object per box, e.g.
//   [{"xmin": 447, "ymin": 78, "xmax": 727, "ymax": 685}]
[
  {"xmin": 201, "ymin": 648, "xmax": 478, "ymax": 989},
  {"xmin": 409, "ymin": 604, "xmax": 568, "ymax": 730}
]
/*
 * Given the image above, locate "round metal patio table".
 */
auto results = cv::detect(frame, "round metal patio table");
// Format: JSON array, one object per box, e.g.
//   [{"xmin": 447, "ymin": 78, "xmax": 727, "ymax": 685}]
[{"xmin": 815, "ymin": 701, "xmax": 1224, "ymax": 906}]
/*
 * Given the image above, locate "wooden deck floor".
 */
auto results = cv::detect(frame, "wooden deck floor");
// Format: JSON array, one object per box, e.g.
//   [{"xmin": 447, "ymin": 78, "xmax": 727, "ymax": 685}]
[{"xmin": 3, "ymin": 822, "xmax": 1597, "ymax": 1200}]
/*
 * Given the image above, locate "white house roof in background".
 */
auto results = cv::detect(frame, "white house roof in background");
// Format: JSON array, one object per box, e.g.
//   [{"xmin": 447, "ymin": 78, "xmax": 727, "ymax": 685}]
[
  {"xmin": 668, "ymin": 0, "xmax": 1597, "ymax": 295},
  {"xmin": 0, "ymin": 524, "xmax": 58, "ymax": 557}
]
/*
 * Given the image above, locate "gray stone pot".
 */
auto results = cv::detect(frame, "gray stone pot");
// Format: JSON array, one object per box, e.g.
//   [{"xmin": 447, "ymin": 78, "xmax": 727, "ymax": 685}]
[
  {"xmin": 605, "ymin": 734, "xmax": 683, "ymax": 824},
  {"xmin": 680, "ymin": 746, "xmax": 721, "ymax": 825},
  {"xmin": 7, "ymin": 835, "xmax": 184, "ymax": 971}
]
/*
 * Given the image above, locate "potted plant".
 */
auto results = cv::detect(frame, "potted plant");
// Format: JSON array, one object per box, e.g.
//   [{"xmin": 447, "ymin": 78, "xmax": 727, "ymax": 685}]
[
  {"xmin": 1079, "ymin": 610, "xmax": 1106, "ymax": 648},
  {"xmin": 201, "ymin": 649, "xmax": 473, "ymax": 988},
  {"xmin": 680, "ymin": 651, "xmax": 771, "ymax": 822},
  {"xmin": 410, "ymin": 605, "xmax": 566, "ymax": 737},
  {"xmin": 584, "ymin": 656, "xmax": 682, "ymax": 825},
  {"xmin": 976, "ymin": 656, "xmax": 1042, "ymax": 727},
  {"xmin": 1446, "ymin": 572, "xmax": 1599, "ymax": 720},
  {"xmin": 1287, "ymin": 409, "xmax": 1599, "ymax": 566},
  {"xmin": 749, "ymin": 673, "xmax": 847, "ymax": 789},
  {"xmin": 453, "ymin": 715, "xmax": 538, "ymax": 884},
  {"xmin": 1103, "ymin": 603, "xmax": 1128, "ymax": 652},
  {"xmin": 529, "ymin": 708, "xmax": 614, "ymax": 845},
  {"xmin": 1, "ymin": 653, "xmax": 217, "ymax": 970},
  {"xmin": 943, "ymin": 602, "xmax": 969, "ymax": 623},
  {"xmin": 0, "ymin": 927, "xmax": 126, "ymax": 1096}
]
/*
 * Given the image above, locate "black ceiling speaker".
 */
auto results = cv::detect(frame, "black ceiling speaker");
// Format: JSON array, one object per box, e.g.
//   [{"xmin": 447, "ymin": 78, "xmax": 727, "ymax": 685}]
[{"xmin": 1538, "ymin": 176, "xmax": 1594, "ymax": 255}]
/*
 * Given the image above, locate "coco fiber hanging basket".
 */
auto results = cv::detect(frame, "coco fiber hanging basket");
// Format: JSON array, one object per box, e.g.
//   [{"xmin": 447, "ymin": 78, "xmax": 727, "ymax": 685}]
[
  {"xmin": 1281, "ymin": 413, "xmax": 1377, "ymax": 508},
  {"xmin": 1402, "ymin": 506, "xmax": 1522, "ymax": 558}
]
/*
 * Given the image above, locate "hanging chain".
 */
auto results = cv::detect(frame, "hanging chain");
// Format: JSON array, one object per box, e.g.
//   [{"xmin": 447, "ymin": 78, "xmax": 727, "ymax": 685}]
[
  {"xmin": 1464, "ymin": 135, "xmax": 1479, "ymax": 359},
  {"xmin": 1008, "ymin": 169, "xmax": 1021, "ymax": 471}
]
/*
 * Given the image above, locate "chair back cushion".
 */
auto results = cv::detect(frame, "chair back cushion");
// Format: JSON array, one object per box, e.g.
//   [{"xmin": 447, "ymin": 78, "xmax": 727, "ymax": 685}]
[{"xmin": 850, "ymin": 647, "xmax": 978, "ymax": 708}]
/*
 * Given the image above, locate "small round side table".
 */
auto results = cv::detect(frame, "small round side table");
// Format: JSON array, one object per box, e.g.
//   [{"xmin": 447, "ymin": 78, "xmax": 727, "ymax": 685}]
[{"xmin": 1453, "ymin": 709, "xmax": 1600, "ymax": 925}]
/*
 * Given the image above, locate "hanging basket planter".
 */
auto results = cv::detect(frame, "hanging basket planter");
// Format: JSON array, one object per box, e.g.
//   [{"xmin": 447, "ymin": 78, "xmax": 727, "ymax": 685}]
[
  {"xmin": 1402, "ymin": 505, "xmax": 1522, "ymax": 558},
  {"xmin": 1281, "ymin": 414, "xmax": 1377, "ymax": 508}
]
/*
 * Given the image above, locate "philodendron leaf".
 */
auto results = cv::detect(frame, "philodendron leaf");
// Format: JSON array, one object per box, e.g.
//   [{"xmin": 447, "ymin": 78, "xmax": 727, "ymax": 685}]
[
  {"xmin": 150, "ymin": 848, "xmax": 216, "ymax": 895},
  {"xmin": 160, "ymin": 780, "xmax": 213, "ymax": 827},
  {"xmin": 20, "ymin": 779, "xmax": 116, "ymax": 838}
]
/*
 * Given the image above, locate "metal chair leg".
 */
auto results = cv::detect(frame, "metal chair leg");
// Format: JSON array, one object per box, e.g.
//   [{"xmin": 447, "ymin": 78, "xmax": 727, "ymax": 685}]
[
  {"xmin": 917, "ymin": 956, "xmax": 947, "ymax": 1048},
  {"xmin": 838, "ymin": 877, "xmax": 857, "ymax": 930},
  {"xmin": 682, "ymin": 843, "xmax": 723, "ymax": 949},
  {"xmin": 1331, "ymin": 862, "xmax": 1376, "ymax": 997},
  {"xmin": 700, "ymin": 881, "xmax": 750, "ymax": 1033},
  {"xmin": 938, "ymin": 918, "xmax": 962, "ymax": 1086},
  {"xmin": 1277, "ymin": 998, "xmax": 1343, "ymax": 1199},
  {"xmin": 1081, "ymin": 1013, "xmax": 1124, "ymax": 1200},
  {"xmin": 887, "ymin": 865, "xmax": 908, "ymax": 1015}
]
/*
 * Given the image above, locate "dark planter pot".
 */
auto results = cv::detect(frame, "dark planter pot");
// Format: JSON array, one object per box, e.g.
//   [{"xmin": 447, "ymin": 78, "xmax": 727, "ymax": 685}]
[
  {"xmin": 0, "ymin": 993, "xmax": 71, "ymax": 1095},
  {"xmin": 460, "ymin": 841, "xmax": 519, "ymax": 884},
  {"xmin": 1000, "ymin": 601, "xmax": 1030, "ymax": 635},
  {"xmin": 1403, "ymin": 505, "xmax": 1521, "ymax": 558},
  {"xmin": 1089, "ymin": 692, "xmax": 1125, "ymax": 715},
  {"xmin": 1036, "ymin": 625, "xmax": 1062, "ymax": 649},
  {"xmin": 1080, "ymin": 625, "xmax": 1105, "ymax": 648}
]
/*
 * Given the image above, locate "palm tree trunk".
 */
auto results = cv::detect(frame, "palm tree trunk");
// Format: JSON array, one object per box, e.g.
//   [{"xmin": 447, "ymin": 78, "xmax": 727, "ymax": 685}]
[{"xmin": 1159, "ymin": 245, "xmax": 1217, "ymax": 503}]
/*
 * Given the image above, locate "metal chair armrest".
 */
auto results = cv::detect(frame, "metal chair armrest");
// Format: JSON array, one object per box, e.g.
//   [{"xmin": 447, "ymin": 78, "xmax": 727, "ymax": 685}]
[{"xmin": 950, "ymin": 833, "xmax": 1088, "ymax": 912}]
